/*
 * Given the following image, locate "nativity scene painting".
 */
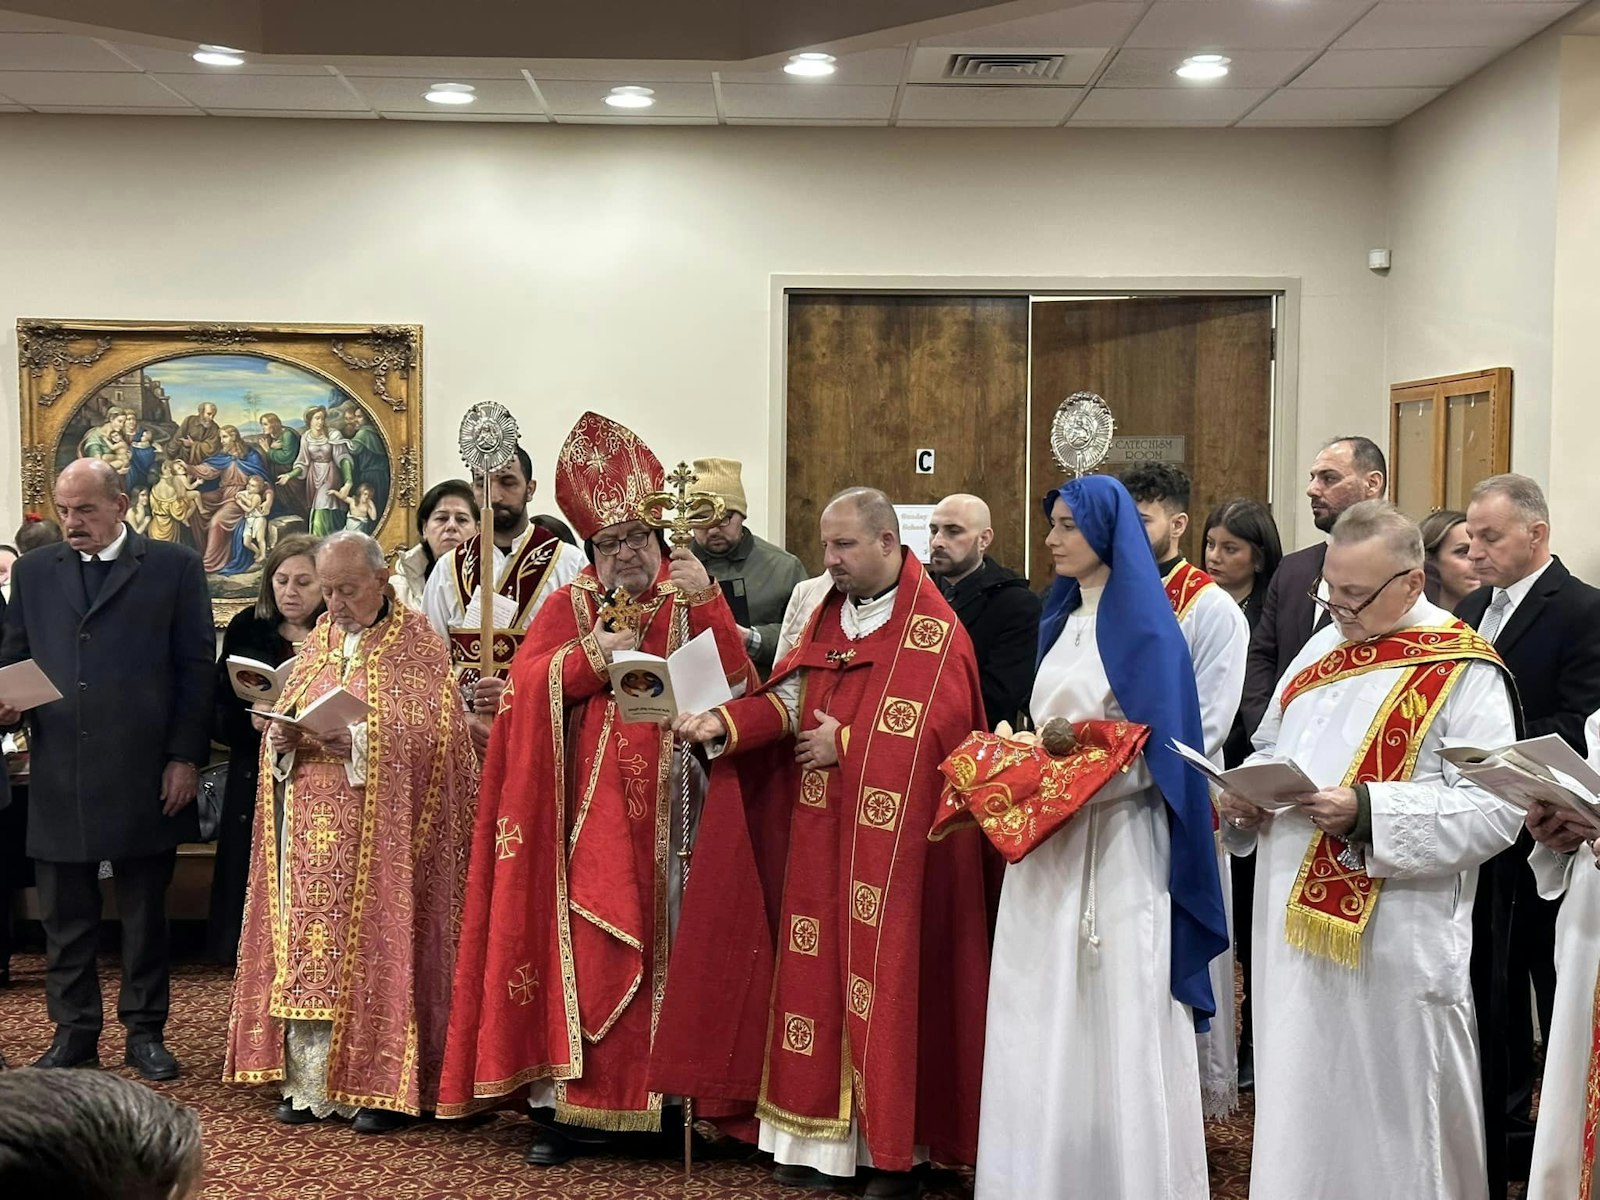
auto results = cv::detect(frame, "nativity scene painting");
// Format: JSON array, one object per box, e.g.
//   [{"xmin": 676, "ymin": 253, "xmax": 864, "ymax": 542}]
[{"xmin": 18, "ymin": 322, "xmax": 422, "ymax": 623}]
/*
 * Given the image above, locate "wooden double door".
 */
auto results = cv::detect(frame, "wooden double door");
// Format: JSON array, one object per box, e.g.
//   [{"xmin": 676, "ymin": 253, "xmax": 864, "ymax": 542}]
[{"xmin": 785, "ymin": 293, "xmax": 1275, "ymax": 589}]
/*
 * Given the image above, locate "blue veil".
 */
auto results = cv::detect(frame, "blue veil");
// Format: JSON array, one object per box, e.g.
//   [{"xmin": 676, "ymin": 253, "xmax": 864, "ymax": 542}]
[{"xmin": 1038, "ymin": 473, "xmax": 1229, "ymax": 1026}]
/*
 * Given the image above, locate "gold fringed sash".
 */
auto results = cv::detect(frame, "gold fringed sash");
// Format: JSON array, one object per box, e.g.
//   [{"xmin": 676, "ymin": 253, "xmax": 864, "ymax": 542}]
[{"xmin": 1281, "ymin": 623, "xmax": 1500, "ymax": 968}]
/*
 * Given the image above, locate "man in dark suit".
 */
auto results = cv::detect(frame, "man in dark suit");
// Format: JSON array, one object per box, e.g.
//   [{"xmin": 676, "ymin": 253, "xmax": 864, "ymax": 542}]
[
  {"xmin": 1460, "ymin": 473, "xmax": 1600, "ymax": 1187},
  {"xmin": 928, "ymin": 493, "xmax": 1041, "ymax": 730},
  {"xmin": 1238, "ymin": 435, "xmax": 1387, "ymax": 736},
  {"xmin": 0, "ymin": 458, "xmax": 213, "ymax": 1081}
]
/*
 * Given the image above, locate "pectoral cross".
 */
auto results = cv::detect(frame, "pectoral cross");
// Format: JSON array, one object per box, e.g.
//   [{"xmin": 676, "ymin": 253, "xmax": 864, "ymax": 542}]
[
  {"xmin": 640, "ymin": 462, "xmax": 725, "ymax": 550},
  {"xmin": 597, "ymin": 586, "xmax": 651, "ymax": 635}
]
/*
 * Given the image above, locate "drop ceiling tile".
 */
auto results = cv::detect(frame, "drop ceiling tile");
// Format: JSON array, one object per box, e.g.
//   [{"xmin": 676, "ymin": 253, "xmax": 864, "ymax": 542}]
[
  {"xmin": 110, "ymin": 43, "xmax": 333, "ymax": 76},
  {"xmin": 0, "ymin": 33, "xmax": 136, "ymax": 72},
  {"xmin": 324, "ymin": 56, "xmax": 529, "ymax": 79},
  {"xmin": 726, "ymin": 117, "xmax": 888, "ymax": 125},
  {"xmin": 897, "ymin": 84, "xmax": 1079, "ymax": 122},
  {"xmin": 1099, "ymin": 47, "xmax": 1307, "ymax": 88},
  {"xmin": 381, "ymin": 111, "xmax": 548, "ymax": 121},
  {"xmin": 209, "ymin": 109, "xmax": 378, "ymax": 120},
  {"xmin": 28, "ymin": 105, "xmax": 202, "ymax": 115},
  {"xmin": 918, "ymin": 4, "xmax": 1149, "ymax": 48},
  {"xmin": 718, "ymin": 82, "xmax": 896, "ymax": 120},
  {"xmin": 346, "ymin": 76, "xmax": 541, "ymax": 114},
  {"xmin": 0, "ymin": 71, "xmax": 193, "ymax": 107},
  {"xmin": 1071, "ymin": 86, "xmax": 1270, "ymax": 122},
  {"xmin": 1293, "ymin": 45, "xmax": 1504, "ymax": 87},
  {"xmin": 524, "ymin": 59, "xmax": 718, "ymax": 83},
  {"xmin": 1126, "ymin": 0, "xmax": 1367, "ymax": 50},
  {"xmin": 1246, "ymin": 85, "xmax": 1446, "ymax": 120},
  {"xmin": 717, "ymin": 47, "xmax": 906, "ymax": 85},
  {"xmin": 1334, "ymin": 2, "xmax": 1577, "ymax": 48},
  {"xmin": 556, "ymin": 114, "xmax": 719, "ymax": 124},
  {"xmin": 538, "ymin": 79, "xmax": 716, "ymax": 117},
  {"xmin": 155, "ymin": 72, "xmax": 367, "ymax": 111}
]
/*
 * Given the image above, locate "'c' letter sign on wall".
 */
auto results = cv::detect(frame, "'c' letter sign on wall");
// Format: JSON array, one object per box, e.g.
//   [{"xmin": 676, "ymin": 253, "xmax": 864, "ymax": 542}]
[{"xmin": 914, "ymin": 448, "xmax": 935, "ymax": 474}]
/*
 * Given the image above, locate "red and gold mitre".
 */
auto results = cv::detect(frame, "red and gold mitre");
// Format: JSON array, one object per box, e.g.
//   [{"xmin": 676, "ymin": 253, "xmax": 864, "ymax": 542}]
[{"xmin": 554, "ymin": 410, "xmax": 666, "ymax": 541}]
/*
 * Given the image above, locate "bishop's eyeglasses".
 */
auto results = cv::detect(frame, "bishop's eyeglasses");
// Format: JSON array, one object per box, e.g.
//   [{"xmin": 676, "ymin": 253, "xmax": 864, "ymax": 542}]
[
  {"xmin": 1306, "ymin": 568, "xmax": 1411, "ymax": 623},
  {"xmin": 592, "ymin": 529, "xmax": 654, "ymax": 557}
]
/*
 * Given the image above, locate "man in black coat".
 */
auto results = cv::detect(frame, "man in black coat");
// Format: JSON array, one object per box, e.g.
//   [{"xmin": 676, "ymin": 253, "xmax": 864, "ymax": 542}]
[
  {"xmin": 928, "ymin": 493, "xmax": 1041, "ymax": 730},
  {"xmin": 1238, "ymin": 435, "xmax": 1387, "ymax": 735},
  {"xmin": 1460, "ymin": 473, "xmax": 1600, "ymax": 1187},
  {"xmin": 0, "ymin": 459, "xmax": 213, "ymax": 1080}
]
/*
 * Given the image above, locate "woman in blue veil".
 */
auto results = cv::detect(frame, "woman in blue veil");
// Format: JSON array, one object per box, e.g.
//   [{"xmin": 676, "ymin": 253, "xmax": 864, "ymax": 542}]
[{"xmin": 975, "ymin": 473, "xmax": 1228, "ymax": 1200}]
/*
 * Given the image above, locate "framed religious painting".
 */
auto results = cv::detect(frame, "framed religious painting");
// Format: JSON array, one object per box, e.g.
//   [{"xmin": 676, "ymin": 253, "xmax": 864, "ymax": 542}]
[{"xmin": 17, "ymin": 320, "xmax": 423, "ymax": 625}]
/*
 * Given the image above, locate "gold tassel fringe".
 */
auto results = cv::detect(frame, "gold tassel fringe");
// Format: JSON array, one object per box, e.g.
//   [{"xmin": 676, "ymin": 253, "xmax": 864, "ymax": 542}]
[
  {"xmin": 755, "ymin": 1101, "xmax": 851, "ymax": 1143},
  {"xmin": 1284, "ymin": 906, "xmax": 1364, "ymax": 970},
  {"xmin": 554, "ymin": 1101, "xmax": 662, "ymax": 1133}
]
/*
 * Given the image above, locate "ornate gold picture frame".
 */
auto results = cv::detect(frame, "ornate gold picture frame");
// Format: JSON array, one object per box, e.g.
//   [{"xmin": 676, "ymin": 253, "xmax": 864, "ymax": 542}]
[{"xmin": 17, "ymin": 320, "xmax": 423, "ymax": 626}]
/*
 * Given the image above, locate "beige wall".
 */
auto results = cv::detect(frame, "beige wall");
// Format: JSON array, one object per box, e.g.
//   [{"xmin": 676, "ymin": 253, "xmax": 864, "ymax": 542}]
[
  {"xmin": 1385, "ymin": 30, "xmax": 1561, "ymax": 492},
  {"xmin": 0, "ymin": 116, "xmax": 1390, "ymax": 551}
]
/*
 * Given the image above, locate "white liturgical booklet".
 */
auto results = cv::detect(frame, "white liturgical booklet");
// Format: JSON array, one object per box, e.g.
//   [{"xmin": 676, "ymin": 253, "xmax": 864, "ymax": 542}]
[
  {"xmin": 463, "ymin": 588, "xmax": 520, "ymax": 630},
  {"xmin": 225, "ymin": 655, "xmax": 293, "ymax": 705},
  {"xmin": 1169, "ymin": 738, "xmax": 1316, "ymax": 810},
  {"xmin": 608, "ymin": 629, "xmax": 733, "ymax": 725},
  {"xmin": 1440, "ymin": 735, "xmax": 1600, "ymax": 835},
  {"xmin": 263, "ymin": 687, "xmax": 368, "ymax": 739},
  {"xmin": 0, "ymin": 659, "xmax": 62, "ymax": 710}
]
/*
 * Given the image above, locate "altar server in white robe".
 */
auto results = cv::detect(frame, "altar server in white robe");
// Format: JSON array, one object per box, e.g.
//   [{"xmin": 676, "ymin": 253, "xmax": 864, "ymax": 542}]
[
  {"xmin": 977, "ymin": 473, "xmax": 1229, "ymax": 1200},
  {"xmin": 1127, "ymin": 462, "xmax": 1250, "ymax": 1118},
  {"xmin": 1220, "ymin": 500, "xmax": 1521, "ymax": 1200},
  {"xmin": 1524, "ymin": 709, "xmax": 1600, "ymax": 1200}
]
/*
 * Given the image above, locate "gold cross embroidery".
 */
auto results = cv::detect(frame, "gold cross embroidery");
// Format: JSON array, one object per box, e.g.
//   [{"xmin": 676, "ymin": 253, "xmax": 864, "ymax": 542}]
[
  {"xmin": 495, "ymin": 818, "xmax": 524, "ymax": 860},
  {"xmin": 305, "ymin": 807, "xmax": 338, "ymax": 867},
  {"xmin": 508, "ymin": 964, "xmax": 540, "ymax": 1005}
]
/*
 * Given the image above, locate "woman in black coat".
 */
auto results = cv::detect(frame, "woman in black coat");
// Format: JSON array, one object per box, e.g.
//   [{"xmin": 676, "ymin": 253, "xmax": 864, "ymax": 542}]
[
  {"xmin": 206, "ymin": 533, "xmax": 323, "ymax": 964},
  {"xmin": 1200, "ymin": 497, "xmax": 1284, "ymax": 1092}
]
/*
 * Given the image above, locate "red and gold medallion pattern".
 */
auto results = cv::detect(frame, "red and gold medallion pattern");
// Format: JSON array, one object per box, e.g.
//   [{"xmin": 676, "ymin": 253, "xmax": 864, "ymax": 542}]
[{"xmin": 1280, "ymin": 622, "xmax": 1502, "ymax": 968}]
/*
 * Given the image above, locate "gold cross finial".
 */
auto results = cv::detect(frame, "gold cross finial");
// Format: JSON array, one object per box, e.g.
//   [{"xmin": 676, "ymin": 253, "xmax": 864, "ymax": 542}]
[{"xmin": 640, "ymin": 461, "xmax": 725, "ymax": 549}]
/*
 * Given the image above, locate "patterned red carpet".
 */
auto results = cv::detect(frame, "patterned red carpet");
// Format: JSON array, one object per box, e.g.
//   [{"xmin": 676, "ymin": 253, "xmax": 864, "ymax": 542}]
[{"xmin": 0, "ymin": 955, "xmax": 1255, "ymax": 1198}]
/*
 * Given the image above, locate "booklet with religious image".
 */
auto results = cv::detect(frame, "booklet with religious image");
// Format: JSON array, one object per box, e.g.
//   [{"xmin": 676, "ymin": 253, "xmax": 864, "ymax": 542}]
[
  {"xmin": 225, "ymin": 655, "xmax": 293, "ymax": 705},
  {"xmin": 1169, "ymin": 738, "xmax": 1316, "ymax": 810},
  {"xmin": 608, "ymin": 628, "xmax": 734, "ymax": 725},
  {"xmin": 262, "ymin": 687, "xmax": 368, "ymax": 739}
]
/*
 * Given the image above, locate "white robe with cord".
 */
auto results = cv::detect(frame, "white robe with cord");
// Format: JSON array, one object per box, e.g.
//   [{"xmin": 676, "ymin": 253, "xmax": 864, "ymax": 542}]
[
  {"xmin": 1223, "ymin": 596, "xmax": 1521, "ymax": 1200},
  {"xmin": 976, "ymin": 585, "xmax": 1209, "ymax": 1200}
]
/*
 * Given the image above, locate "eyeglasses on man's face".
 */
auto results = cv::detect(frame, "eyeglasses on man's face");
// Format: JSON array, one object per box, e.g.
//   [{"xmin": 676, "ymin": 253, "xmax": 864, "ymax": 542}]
[
  {"xmin": 1308, "ymin": 568, "xmax": 1412, "ymax": 623},
  {"xmin": 593, "ymin": 528, "xmax": 653, "ymax": 558}
]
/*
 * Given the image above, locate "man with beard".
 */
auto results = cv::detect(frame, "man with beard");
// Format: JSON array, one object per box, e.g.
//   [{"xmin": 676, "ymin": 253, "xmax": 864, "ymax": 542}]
[
  {"xmin": 437, "ymin": 411, "xmax": 754, "ymax": 1161},
  {"xmin": 689, "ymin": 458, "xmax": 807, "ymax": 678},
  {"xmin": 423, "ymin": 443, "xmax": 583, "ymax": 722},
  {"xmin": 1238, "ymin": 435, "xmax": 1386, "ymax": 736},
  {"xmin": 927, "ymin": 493, "xmax": 1039, "ymax": 730}
]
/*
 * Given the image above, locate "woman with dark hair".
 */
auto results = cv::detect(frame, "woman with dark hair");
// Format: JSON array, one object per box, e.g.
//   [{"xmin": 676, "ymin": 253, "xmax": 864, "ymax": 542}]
[
  {"xmin": 206, "ymin": 533, "xmax": 323, "ymax": 964},
  {"xmin": 1201, "ymin": 496, "xmax": 1285, "ymax": 1095},
  {"xmin": 389, "ymin": 480, "xmax": 480, "ymax": 612},
  {"xmin": 1420, "ymin": 508, "xmax": 1478, "ymax": 613}
]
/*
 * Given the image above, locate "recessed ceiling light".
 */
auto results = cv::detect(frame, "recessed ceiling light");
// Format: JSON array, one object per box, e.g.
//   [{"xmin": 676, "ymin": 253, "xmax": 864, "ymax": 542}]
[
  {"xmin": 1175, "ymin": 54, "xmax": 1231, "ymax": 81},
  {"xmin": 605, "ymin": 85, "xmax": 656, "ymax": 109},
  {"xmin": 784, "ymin": 52, "xmax": 837, "ymax": 78},
  {"xmin": 192, "ymin": 44, "xmax": 244, "ymax": 67},
  {"xmin": 424, "ymin": 82, "xmax": 477, "ymax": 105}
]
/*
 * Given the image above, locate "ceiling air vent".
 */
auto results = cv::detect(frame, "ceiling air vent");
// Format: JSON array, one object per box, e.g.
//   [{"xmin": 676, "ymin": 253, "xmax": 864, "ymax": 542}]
[{"xmin": 943, "ymin": 53, "xmax": 1066, "ymax": 83}]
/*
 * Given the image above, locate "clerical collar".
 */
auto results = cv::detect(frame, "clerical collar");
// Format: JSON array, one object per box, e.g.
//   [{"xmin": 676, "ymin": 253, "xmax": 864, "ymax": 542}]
[
  {"xmin": 1157, "ymin": 554, "xmax": 1183, "ymax": 579},
  {"xmin": 851, "ymin": 580, "xmax": 898, "ymax": 607}
]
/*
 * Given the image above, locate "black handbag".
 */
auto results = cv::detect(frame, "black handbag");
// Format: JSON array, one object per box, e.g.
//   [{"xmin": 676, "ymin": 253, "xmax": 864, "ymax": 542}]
[{"xmin": 197, "ymin": 761, "xmax": 228, "ymax": 842}]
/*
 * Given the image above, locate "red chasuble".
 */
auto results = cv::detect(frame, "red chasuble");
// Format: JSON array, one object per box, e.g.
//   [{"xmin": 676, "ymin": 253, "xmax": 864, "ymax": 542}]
[
  {"xmin": 222, "ymin": 604, "xmax": 480, "ymax": 1114},
  {"xmin": 437, "ymin": 560, "xmax": 753, "ymax": 1129},
  {"xmin": 652, "ymin": 552, "xmax": 994, "ymax": 1171},
  {"xmin": 445, "ymin": 525, "xmax": 563, "ymax": 689}
]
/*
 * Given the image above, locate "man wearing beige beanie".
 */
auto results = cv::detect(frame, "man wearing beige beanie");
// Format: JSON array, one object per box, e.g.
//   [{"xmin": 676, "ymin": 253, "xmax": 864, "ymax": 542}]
[{"xmin": 690, "ymin": 457, "xmax": 808, "ymax": 677}]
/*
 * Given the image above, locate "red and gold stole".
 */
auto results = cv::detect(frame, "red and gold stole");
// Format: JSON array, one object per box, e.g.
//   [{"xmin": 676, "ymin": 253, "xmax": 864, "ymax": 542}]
[
  {"xmin": 1278, "ymin": 622, "xmax": 1500, "ymax": 967},
  {"xmin": 1163, "ymin": 559, "xmax": 1216, "ymax": 623},
  {"xmin": 1582, "ymin": 968, "xmax": 1600, "ymax": 1199},
  {"xmin": 447, "ymin": 526, "xmax": 562, "ymax": 684}
]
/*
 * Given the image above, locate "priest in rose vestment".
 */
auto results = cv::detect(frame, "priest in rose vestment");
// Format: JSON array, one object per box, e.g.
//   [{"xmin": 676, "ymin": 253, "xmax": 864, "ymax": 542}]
[
  {"xmin": 1220, "ymin": 500, "xmax": 1521, "ymax": 1200},
  {"xmin": 436, "ymin": 411, "xmax": 755, "ymax": 1165},
  {"xmin": 1524, "ymin": 709, "xmax": 1600, "ymax": 1200},
  {"xmin": 223, "ymin": 531, "xmax": 479, "ymax": 1133},
  {"xmin": 1126, "ymin": 462, "xmax": 1251, "ymax": 1118},
  {"xmin": 664, "ymin": 486, "xmax": 993, "ymax": 1199}
]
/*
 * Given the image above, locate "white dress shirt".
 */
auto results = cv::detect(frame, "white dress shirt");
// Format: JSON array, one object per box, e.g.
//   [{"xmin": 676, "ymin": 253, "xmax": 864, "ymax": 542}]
[{"xmin": 1484, "ymin": 557, "xmax": 1553, "ymax": 641}]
